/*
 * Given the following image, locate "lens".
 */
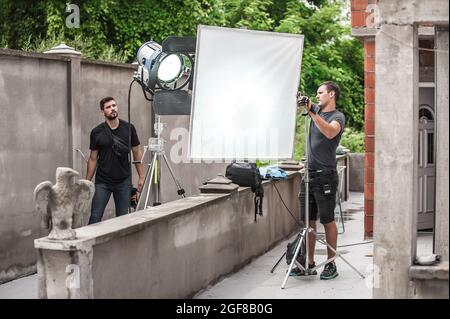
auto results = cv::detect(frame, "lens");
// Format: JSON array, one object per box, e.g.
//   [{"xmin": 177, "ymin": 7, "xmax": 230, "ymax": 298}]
[
  {"xmin": 157, "ymin": 54, "xmax": 183, "ymax": 82},
  {"xmin": 157, "ymin": 53, "xmax": 192, "ymax": 89}
]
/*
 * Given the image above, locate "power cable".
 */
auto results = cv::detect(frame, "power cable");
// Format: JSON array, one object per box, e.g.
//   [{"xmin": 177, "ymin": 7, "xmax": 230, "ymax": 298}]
[{"xmin": 272, "ymin": 181, "xmax": 303, "ymax": 227}]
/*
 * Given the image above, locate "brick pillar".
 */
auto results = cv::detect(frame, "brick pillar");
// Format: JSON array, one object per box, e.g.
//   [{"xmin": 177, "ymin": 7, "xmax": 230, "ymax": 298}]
[
  {"xmin": 351, "ymin": 0, "xmax": 370, "ymax": 27},
  {"xmin": 364, "ymin": 40, "xmax": 375, "ymax": 238},
  {"xmin": 351, "ymin": 0, "xmax": 377, "ymax": 238}
]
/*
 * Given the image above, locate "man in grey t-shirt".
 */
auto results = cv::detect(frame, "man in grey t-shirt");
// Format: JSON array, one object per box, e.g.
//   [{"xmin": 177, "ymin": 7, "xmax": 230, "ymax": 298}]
[{"xmin": 292, "ymin": 81, "xmax": 345, "ymax": 280}]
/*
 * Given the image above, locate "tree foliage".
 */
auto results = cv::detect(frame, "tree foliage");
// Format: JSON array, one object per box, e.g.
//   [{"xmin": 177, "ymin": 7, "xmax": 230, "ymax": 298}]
[{"xmin": 0, "ymin": 0, "xmax": 364, "ymax": 155}]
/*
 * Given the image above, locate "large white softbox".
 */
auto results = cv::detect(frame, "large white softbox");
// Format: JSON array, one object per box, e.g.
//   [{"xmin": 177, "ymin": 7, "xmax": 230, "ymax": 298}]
[{"xmin": 188, "ymin": 25, "xmax": 304, "ymax": 160}]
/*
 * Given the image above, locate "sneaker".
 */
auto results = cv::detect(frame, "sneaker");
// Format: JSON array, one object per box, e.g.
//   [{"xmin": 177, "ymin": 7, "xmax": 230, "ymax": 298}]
[
  {"xmin": 320, "ymin": 262, "xmax": 338, "ymax": 280},
  {"xmin": 289, "ymin": 263, "xmax": 317, "ymax": 276}
]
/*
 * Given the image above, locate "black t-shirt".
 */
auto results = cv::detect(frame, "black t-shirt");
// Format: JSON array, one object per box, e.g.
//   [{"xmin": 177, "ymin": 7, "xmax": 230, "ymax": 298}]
[
  {"xmin": 89, "ymin": 119, "xmax": 140, "ymax": 185},
  {"xmin": 308, "ymin": 110, "xmax": 345, "ymax": 171}
]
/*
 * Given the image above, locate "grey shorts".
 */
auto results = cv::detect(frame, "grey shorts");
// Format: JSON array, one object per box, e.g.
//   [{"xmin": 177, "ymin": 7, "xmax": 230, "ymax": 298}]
[{"xmin": 299, "ymin": 171, "xmax": 338, "ymax": 225}]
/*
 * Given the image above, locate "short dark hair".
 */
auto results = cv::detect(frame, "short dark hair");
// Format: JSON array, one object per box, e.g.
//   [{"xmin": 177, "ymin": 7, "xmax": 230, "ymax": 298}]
[
  {"xmin": 319, "ymin": 81, "xmax": 340, "ymax": 101},
  {"xmin": 99, "ymin": 96, "xmax": 115, "ymax": 110}
]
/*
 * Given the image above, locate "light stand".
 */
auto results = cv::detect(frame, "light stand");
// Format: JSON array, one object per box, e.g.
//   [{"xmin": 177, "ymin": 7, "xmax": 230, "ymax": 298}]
[
  {"xmin": 278, "ymin": 105, "xmax": 365, "ymax": 289},
  {"xmin": 135, "ymin": 114, "xmax": 186, "ymax": 210}
]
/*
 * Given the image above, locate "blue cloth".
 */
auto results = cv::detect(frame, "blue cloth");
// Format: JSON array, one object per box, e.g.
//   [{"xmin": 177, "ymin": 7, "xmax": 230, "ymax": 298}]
[
  {"xmin": 259, "ymin": 165, "xmax": 288, "ymax": 180},
  {"xmin": 89, "ymin": 176, "xmax": 131, "ymax": 224}
]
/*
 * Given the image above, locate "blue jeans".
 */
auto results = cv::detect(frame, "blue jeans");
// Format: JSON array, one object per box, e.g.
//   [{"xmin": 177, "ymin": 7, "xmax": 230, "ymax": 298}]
[{"xmin": 88, "ymin": 177, "xmax": 131, "ymax": 224}]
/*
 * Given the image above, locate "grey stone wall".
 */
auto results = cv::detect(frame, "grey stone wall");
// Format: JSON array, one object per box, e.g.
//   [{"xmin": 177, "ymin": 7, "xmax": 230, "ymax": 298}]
[
  {"xmin": 35, "ymin": 173, "xmax": 301, "ymax": 299},
  {"xmin": 348, "ymin": 153, "xmax": 364, "ymax": 192},
  {"xmin": 434, "ymin": 26, "xmax": 449, "ymax": 262},
  {"xmin": 0, "ymin": 51, "xmax": 70, "ymax": 283},
  {"xmin": 0, "ymin": 49, "xmax": 229, "ymax": 283}
]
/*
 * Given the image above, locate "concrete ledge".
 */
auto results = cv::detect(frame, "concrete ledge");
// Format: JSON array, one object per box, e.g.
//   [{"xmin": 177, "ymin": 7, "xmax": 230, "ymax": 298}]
[
  {"xmin": 35, "ymin": 172, "xmax": 301, "ymax": 298},
  {"xmin": 351, "ymin": 27, "xmax": 378, "ymax": 38},
  {"xmin": 409, "ymin": 262, "xmax": 449, "ymax": 299},
  {"xmin": 410, "ymin": 261, "xmax": 449, "ymax": 280},
  {"xmin": 35, "ymin": 194, "xmax": 230, "ymax": 251},
  {"xmin": 81, "ymin": 58, "xmax": 137, "ymax": 69},
  {"xmin": 0, "ymin": 48, "xmax": 71, "ymax": 61},
  {"xmin": 0, "ymin": 48, "xmax": 137, "ymax": 69}
]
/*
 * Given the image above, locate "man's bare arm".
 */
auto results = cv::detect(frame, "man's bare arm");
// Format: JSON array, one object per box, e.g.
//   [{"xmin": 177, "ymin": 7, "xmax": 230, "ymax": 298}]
[
  {"xmin": 85, "ymin": 150, "xmax": 98, "ymax": 180},
  {"xmin": 132, "ymin": 145, "xmax": 145, "ymax": 191},
  {"xmin": 310, "ymin": 113, "xmax": 342, "ymax": 140}
]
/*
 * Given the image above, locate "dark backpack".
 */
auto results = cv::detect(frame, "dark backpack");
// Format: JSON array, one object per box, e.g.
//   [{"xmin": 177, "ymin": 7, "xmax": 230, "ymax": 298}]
[
  {"xmin": 225, "ymin": 161, "xmax": 264, "ymax": 221},
  {"xmin": 286, "ymin": 233, "xmax": 306, "ymax": 267}
]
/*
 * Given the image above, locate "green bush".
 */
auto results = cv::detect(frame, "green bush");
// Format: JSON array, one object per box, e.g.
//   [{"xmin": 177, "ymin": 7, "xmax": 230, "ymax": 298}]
[{"xmin": 339, "ymin": 127, "xmax": 365, "ymax": 153}]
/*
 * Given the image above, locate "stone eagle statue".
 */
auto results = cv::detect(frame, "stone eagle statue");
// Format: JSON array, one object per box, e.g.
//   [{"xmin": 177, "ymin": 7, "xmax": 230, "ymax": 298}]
[{"xmin": 33, "ymin": 167, "xmax": 95, "ymax": 240}]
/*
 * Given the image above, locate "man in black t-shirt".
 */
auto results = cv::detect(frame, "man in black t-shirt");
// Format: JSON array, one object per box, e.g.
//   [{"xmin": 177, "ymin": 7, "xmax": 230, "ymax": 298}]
[
  {"xmin": 292, "ymin": 81, "xmax": 345, "ymax": 280},
  {"xmin": 86, "ymin": 96, "xmax": 145, "ymax": 224}
]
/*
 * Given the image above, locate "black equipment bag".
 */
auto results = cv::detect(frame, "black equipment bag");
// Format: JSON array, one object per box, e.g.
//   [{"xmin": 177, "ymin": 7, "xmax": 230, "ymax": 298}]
[
  {"xmin": 286, "ymin": 233, "xmax": 307, "ymax": 267},
  {"xmin": 225, "ymin": 161, "xmax": 264, "ymax": 221},
  {"xmin": 104, "ymin": 123, "xmax": 130, "ymax": 158}
]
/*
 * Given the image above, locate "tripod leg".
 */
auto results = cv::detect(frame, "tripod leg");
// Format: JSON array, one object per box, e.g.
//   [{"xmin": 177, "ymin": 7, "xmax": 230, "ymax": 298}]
[
  {"xmin": 136, "ymin": 160, "xmax": 152, "ymax": 211},
  {"xmin": 154, "ymin": 155, "xmax": 161, "ymax": 206},
  {"xmin": 143, "ymin": 152, "xmax": 158, "ymax": 209},
  {"xmin": 270, "ymin": 252, "xmax": 286, "ymax": 274},
  {"xmin": 162, "ymin": 153, "xmax": 186, "ymax": 198},
  {"xmin": 312, "ymin": 229, "xmax": 366, "ymax": 279},
  {"xmin": 282, "ymin": 231, "xmax": 306, "ymax": 289},
  {"xmin": 338, "ymin": 192, "xmax": 345, "ymax": 234}
]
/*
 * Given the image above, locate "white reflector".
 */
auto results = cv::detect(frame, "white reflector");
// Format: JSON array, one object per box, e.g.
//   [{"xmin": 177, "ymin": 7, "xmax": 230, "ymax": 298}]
[{"xmin": 189, "ymin": 25, "xmax": 304, "ymax": 160}]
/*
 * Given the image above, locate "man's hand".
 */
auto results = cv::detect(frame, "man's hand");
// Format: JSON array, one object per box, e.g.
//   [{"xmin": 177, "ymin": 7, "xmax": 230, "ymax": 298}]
[
  {"xmin": 305, "ymin": 100, "xmax": 312, "ymax": 112},
  {"xmin": 137, "ymin": 176, "xmax": 145, "ymax": 192},
  {"xmin": 297, "ymin": 93, "xmax": 314, "ymax": 115}
]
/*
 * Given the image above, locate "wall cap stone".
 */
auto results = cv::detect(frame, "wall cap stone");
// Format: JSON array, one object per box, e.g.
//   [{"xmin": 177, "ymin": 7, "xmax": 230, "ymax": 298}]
[
  {"xmin": 410, "ymin": 261, "xmax": 449, "ymax": 280},
  {"xmin": 44, "ymin": 43, "xmax": 81, "ymax": 56}
]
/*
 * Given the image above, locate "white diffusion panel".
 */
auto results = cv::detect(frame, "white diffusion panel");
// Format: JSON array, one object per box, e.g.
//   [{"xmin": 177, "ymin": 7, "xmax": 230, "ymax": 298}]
[{"xmin": 189, "ymin": 25, "xmax": 304, "ymax": 160}]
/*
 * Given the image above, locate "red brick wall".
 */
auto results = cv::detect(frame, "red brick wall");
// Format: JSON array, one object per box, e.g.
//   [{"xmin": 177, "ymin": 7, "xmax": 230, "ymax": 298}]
[{"xmin": 350, "ymin": 0, "xmax": 377, "ymax": 238}]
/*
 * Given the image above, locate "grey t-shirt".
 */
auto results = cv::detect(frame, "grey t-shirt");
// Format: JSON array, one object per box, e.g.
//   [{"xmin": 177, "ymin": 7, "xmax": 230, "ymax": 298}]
[{"xmin": 308, "ymin": 110, "xmax": 345, "ymax": 171}]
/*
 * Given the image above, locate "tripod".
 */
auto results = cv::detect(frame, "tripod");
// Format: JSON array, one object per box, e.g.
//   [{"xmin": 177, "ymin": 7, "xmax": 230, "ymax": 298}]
[
  {"xmin": 272, "ymin": 106, "xmax": 365, "ymax": 289},
  {"xmin": 135, "ymin": 115, "xmax": 186, "ymax": 210}
]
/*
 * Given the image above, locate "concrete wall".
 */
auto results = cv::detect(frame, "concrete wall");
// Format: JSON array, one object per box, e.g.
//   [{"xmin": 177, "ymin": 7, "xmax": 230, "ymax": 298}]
[
  {"xmin": 373, "ymin": 0, "xmax": 449, "ymax": 299},
  {"xmin": 349, "ymin": 153, "xmax": 364, "ymax": 192},
  {"xmin": 434, "ymin": 26, "xmax": 449, "ymax": 262},
  {"xmin": 0, "ymin": 51, "xmax": 70, "ymax": 282},
  {"xmin": 35, "ymin": 173, "xmax": 300, "ymax": 299},
  {"xmin": 336, "ymin": 154, "xmax": 349, "ymax": 201},
  {"xmin": 377, "ymin": 0, "xmax": 449, "ymax": 25},
  {"xmin": 373, "ymin": 22, "xmax": 419, "ymax": 299},
  {"xmin": 0, "ymin": 49, "xmax": 229, "ymax": 283}
]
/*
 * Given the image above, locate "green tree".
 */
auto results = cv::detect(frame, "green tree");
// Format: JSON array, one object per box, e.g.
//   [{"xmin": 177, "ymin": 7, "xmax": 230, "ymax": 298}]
[
  {"xmin": 0, "ymin": 0, "xmax": 364, "ymax": 156},
  {"xmin": 223, "ymin": 0, "xmax": 274, "ymax": 30}
]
